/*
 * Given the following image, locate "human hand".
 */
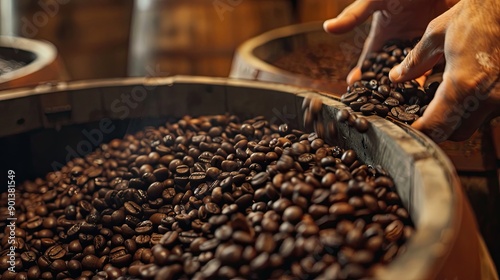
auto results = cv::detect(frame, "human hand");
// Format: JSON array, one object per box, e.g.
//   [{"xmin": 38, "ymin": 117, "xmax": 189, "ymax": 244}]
[
  {"xmin": 389, "ymin": 0, "xmax": 500, "ymax": 142},
  {"xmin": 324, "ymin": 0, "xmax": 456, "ymax": 85}
]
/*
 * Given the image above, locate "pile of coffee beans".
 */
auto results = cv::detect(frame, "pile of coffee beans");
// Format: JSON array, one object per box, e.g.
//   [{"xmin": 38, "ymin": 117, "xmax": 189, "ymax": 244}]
[
  {"xmin": 1, "ymin": 115, "xmax": 413, "ymax": 280},
  {"xmin": 340, "ymin": 39, "xmax": 440, "ymax": 124},
  {"xmin": 0, "ymin": 58, "xmax": 25, "ymax": 76}
]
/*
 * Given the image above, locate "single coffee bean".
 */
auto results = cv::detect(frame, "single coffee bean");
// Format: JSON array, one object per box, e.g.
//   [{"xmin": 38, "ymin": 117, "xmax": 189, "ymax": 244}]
[
  {"xmin": 405, "ymin": 104, "xmax": 420, "ymax": 114},
  {"xmin": 283, "ymin": 206, "xmax": 303, "ymax": 224},
  {"xmin": 251, "ymin": 172, "xmax": 269, "ymax": 186},
  {"xmin": 360, "ymin": 103, "xmax": 375, "ymax": 115},
  {"xmin": 124, "ymin": 201, "xmax": 142, "ymax": 216},
  {"xmin": 45, "ymin": 245, "xmax": 67, "ymax": 260},
  {"xmin": 329, "ymin": 202, "xmax": 354, "ymax": 216},
  {"xmin": 397, "ymin": 112, "xmax": 418, "ymax": 123},
  {"xmin": 385, "ymin": 220, "xmax": 404, "ymax": 242},
  {"xmin": 255, "ymin": 233, "xmax": 276, "ymax": 253},
  {"xmin": 355, "ymin": 118, "xmax": 370, "ymax": 133},
  {"xmin": 218, "ymin": 244, "xmax": 243, "ymax": 265}
]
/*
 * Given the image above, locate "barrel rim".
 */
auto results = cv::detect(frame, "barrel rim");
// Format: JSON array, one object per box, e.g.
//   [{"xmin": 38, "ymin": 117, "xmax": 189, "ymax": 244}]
[
  {"xmin": 0, "ymin": 36, "xmax": 57, "ymax": 84},
  {"xmin": 0, "ymin": 76, "xmax": 461, "ymax": 279},
  {"xmin": 229, "ymin": 21, "xmax": 362, "ymax": 95},
  {"xmin": 230, "ymin": 21, "xmax": 324, "ymax": 79}
]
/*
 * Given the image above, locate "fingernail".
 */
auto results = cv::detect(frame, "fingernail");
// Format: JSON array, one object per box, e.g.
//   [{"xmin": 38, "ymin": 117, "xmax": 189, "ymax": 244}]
[
  {"xmin": 323, "ymin": 19, "xmax": 337, "ymax": 31},
  {"xmin": 389, "ymin": 64, "xmax": 403, "ymax": 82}
]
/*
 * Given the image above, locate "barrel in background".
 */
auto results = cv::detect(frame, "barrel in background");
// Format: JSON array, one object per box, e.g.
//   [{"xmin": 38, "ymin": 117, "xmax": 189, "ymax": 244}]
[
  {"xmin": 128, "ymin": 0, "xmax": 293, "ymax": 77},
  {"xmin": 0, "ymin": 36, "xmax": 68, "ymax": 90},
  {"xmin": 230, "ymin": 22, "xmax": 367, "ymax": 96}
]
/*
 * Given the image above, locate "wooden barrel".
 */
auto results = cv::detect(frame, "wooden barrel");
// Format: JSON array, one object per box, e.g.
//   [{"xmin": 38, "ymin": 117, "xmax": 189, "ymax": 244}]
[
  {"xmin": 230, "ymin": 21, "xmax": 368, "ymax": 96},
  {"xmin": 128, "ymin": 0, "xmax": 293, "ymax": 77},
  {"xmin": 16, "ymin": 0, "xmax": 133, "ymax": 80},
  {"xmin": 0, "ymin": 76, "xmax": 496, "ymax": 279},
  {"xmin": 0, "ymin": 36, "xmax": 67, "ymax": 90}
]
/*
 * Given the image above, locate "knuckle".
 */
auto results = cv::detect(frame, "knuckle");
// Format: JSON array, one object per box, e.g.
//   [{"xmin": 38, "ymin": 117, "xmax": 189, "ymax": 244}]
[
  {"xmin": 423, "ymin": 19, "xmax": 445, "ymax": 43},
  {"xmin": 403, "ymin": 49, "xmax": 418, "ymax": 68}
]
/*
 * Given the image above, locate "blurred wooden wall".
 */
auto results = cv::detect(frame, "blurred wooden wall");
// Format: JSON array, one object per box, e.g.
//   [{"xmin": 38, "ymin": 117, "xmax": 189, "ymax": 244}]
[
  {"xmin": 16, "ymin": 0, "xmax": 133, "ymax": 80},
  {"xmin": 128, "ymin": 0, "xmax": 294, "ymax": 77},
  {"xmin": 12, "ymin": 0, "xmax": 354, "ymax": 81}
]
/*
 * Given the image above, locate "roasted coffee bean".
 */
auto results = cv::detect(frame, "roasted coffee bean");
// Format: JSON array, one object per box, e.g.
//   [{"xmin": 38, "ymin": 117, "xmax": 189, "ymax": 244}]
[
  {"xmin": 390, "ymin": 106, "xmax": 404, "ymax": 118},
  {"xmin": 385, "ymin": 220, "xmax": 404, "ymax": 242},
  {"xmin": 283, "ymin": 206, "xmax": 303, "ymax": 224},
  {"xmin": 135, "ymin": 221, "xmax": 153, "ymax": 235},
  {"xmin": 147, "ymin": 182, "xmax": 164, "ymax": 200},
  {"xmin": 124, "ymin": 201, "xmax": 142, "ymax": 216},
  {"xmin": 349, "ymin": 100, "xmax": 365, "ymax": 111},
  {"xmin": 26, "ymin": 216, "xmax": 43, "ymax": 230},
  {"xmin": 251, "ymin": 172, "xmax": 269, "ymax": 186},
  {"xmin": 355, "ymin": 118, "xmax": 370, "ymax": 133},
  {"xmin": 405, "ymin": 104, "xmax": 420, "ymax": 114},
  {"xmin": 329, "ymin": 202, "xmax": 354, "ymax": 216},
  {"xmin": 256, "ymin": 233, "xmax": 276, "ymax": 253},
  {"xmin": 397, "ymin": 112, "xmax": 418, "ymax": 123},
  {"xmin": 360, "ymin": 103, "xmax": 375, "ymax": 115},
  {"xmin": 276, "ymin": 155, "xmax": 294, "ymax": 172},
  {"xmin": 45, "ymin": 245, "xmax": 67, "ymax": 260},
  {"xmin": 160, "ymin": 231, "xmax": 178, "ymax": 247}
]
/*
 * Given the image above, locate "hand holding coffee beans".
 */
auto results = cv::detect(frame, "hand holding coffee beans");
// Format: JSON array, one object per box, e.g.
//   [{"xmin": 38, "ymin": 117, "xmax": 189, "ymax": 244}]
[
  {"xmin": 1, "ymin": 114, "xmax": 413, "ymax": 279},
  {"xmin": 325, "ymin": 0, "xmax": 500, "ymax": 142},
  {"xmin": 339, "ymin": 39, "xmax": 435, "ymax": 125}
]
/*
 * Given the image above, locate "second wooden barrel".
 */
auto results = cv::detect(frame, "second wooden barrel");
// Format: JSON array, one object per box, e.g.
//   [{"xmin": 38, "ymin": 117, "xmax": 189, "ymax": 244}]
[
  {"xmin": 0, "ymin": 36, "xmax": 68, "ymax": 90},
  {"xmin": 230, "ymin": 21, "xmax": 368, "ymax": 96},
  {"xmin": 128, "ymin": 0, "xmax": 293, "ymax": 77}
]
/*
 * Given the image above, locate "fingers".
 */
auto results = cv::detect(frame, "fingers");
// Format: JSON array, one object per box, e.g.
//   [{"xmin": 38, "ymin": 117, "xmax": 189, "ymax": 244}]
[
  {"xmin": 411, "ymin": 73, "xmax": 496, "ymax": 143},
  {"xmin": 347, "ymin": 12, "xmax": 395, "ymax": 85},
  {"xmin": 324, "ymin": 0, "xmax": 384, "ymax": 34},
  {"xmin": 389, "ymin": 4, "xmax": 459, "ymax": 82},
  {"xmin": 411, "ymin": 77, "xmax": 460, "ymax": 142},
  {"xmin": 389, "ymin": 24, "xmax": 446, "ymax": 82},
  {"xmin": 347, "ymin": 67, "xmax": 362, "ymax": 85}
]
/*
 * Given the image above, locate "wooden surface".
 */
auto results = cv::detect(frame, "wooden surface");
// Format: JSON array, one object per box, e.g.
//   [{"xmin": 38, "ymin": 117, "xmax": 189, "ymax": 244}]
[
  {"xmin": 446, "ymin": 118, "xmax": 500, "ymax": 271},
  {"xmin": 296, "ymin": 0, "xmax": 353, "ymax": 22},
  {"xmin": 128, "ymin": 0, "xmax": 293, "ymax": 78},
  {"xmin": 16, "ymin": 0, "xmax": 133, "ymax": 80},
  {"xmin": 0, "ymin": 76, "xmax": 495, "ymax": 279}
]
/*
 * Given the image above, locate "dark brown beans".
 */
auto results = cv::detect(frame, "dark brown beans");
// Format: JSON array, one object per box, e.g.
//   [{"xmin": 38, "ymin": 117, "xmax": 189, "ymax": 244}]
[{"xmin": 3, "ymin": 114, "xmax": 414, "ymax": 280}]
